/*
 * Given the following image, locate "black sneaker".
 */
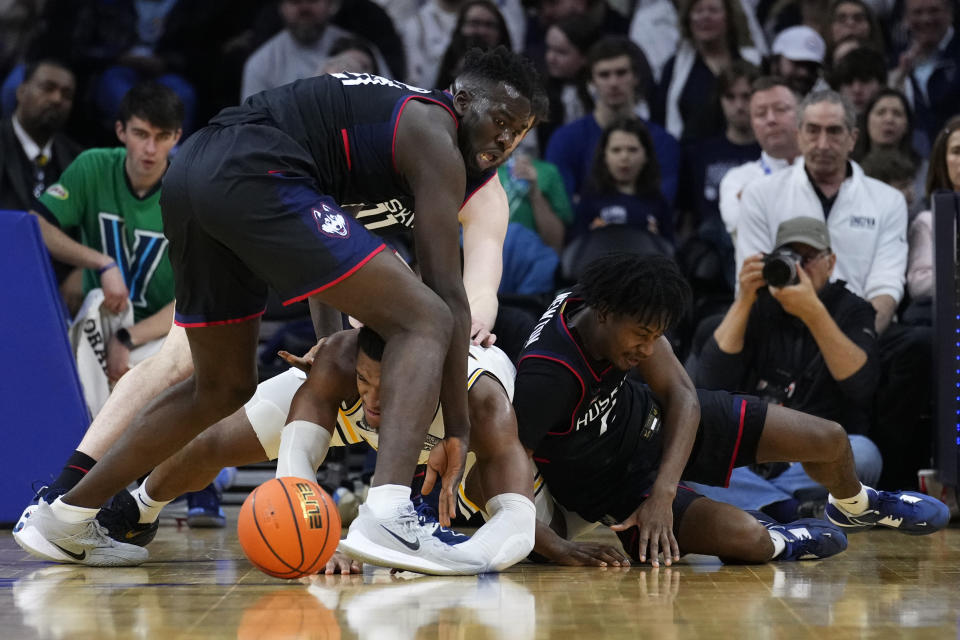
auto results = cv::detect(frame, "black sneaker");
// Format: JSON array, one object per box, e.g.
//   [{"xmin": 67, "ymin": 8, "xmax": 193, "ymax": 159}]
[{"xmin": 96, "ymin": 490, "xmax": 159, "ymax": 547}]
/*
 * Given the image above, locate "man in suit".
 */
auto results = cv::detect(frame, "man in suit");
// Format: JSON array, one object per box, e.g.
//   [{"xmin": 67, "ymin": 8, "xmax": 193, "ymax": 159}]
[
  {"xmin": 0, "ymin": 59, "xmax": 81, "ymax": 211},
  {"xmin": 0, "ymin": 59, "xmax": 84, "ymax": 307}
]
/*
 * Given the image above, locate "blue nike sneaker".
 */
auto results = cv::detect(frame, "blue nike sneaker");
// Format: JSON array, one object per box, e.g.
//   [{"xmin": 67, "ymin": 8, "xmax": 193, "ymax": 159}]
[
  {"xmin": 826, "ymin": 488, "xmax": 950, "ymax": 535},
  {"xmin": 413, "ymin": 497, "xmax": 469, "ymax": 546},
  {"xmin": 748, "ymin": 511, "xmax": 848, "ymax": 561}
]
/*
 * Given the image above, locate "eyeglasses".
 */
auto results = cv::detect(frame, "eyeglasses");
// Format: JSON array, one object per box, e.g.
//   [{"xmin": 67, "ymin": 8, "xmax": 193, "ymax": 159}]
[{"xmin": 799, "ymin": 250, "xmax": 830, "ymax": 266}]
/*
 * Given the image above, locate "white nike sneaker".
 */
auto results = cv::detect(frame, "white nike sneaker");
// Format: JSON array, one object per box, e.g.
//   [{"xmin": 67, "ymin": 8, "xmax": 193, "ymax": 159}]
[
  {"xmin": 338, "ymin": 503, "xmax": 487, "ymax": 576},
  {"xmin": 12, "ymin": 501, "xmax": 148, "ymax": 567}
]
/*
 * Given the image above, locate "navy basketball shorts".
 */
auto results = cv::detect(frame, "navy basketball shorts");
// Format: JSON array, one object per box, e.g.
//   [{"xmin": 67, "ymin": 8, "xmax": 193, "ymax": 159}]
[
  {"xmin": 161, "ymin": 123, "xmax": 386, "ymax": 326},
  {"xmin": 599, "ymin": 389, "xmax": 767, "ymax": 558}
]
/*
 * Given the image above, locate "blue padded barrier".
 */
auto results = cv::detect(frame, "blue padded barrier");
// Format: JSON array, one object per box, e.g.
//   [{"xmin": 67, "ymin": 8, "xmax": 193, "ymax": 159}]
[{"xmin": 0, "ymin": 210, "xmax": 89, "ymax": 524}]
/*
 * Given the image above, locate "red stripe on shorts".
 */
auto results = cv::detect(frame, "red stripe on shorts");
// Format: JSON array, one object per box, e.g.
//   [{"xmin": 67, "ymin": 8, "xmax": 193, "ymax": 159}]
[
  {"xmin": 724, "ymin": 398, "xmax": 748, "ymax": 487},
  {"xmin": 282, "ymin": 244, "xmax": 386, "ymax": 305},
  {"xmin": 341, "ymin": 128, "xmax": 352, "ymax": 170},
  {"xmin": 175, "ymin": 308, "xmax": 266, "ymax": 328}
]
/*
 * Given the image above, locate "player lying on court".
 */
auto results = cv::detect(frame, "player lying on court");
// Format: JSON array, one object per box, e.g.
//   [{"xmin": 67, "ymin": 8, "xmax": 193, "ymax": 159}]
[
  {"xmin": 93, "ymin": 327, "xmax": 538, "ymax": 575},
  {"xmin": 515, "ymin": 254, "xmax": 950, "ymax": 567},
  {"xmin": 14, "ymin": 46, "xmax": 546, "ymax": 570}
]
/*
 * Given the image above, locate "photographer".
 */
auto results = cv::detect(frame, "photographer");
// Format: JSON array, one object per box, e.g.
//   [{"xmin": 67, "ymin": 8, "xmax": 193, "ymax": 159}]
[
  {"xmin": 735, "ymin": 90, "xmax": 907, "ymax": 335},
  {"xmin": 693, "ymin": 217, "xmax": 882, "ymax": 518},
  {"xmin": 734, "ymin": 89, "xmax": 932, "ymax": 491}
]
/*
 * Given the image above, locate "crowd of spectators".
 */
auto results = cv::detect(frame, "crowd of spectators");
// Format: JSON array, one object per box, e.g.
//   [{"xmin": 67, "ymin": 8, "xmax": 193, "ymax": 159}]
[{"xmin": 2, "ymin": 0, "xmax": 958, "ymax": 508}]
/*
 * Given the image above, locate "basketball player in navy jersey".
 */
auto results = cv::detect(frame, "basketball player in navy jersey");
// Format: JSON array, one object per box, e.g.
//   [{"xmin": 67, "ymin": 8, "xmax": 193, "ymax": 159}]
[
  {"xmin": 515, "ymin": 254, "xmax": 949, "ymax": 568},
  {"xmin": 15, "ymin": 47, "xmax": 547, "ymax": 571}
]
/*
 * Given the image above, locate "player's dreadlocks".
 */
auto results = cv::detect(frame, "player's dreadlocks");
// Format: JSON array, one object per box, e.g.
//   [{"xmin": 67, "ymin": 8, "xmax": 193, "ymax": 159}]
[
  {"xmin": 575, "ymin": 253, "xmax": 691, "ymax": 331},
  {"xmin": 456, "ymin": 45, "xmax": 549, "ymax": 123}
]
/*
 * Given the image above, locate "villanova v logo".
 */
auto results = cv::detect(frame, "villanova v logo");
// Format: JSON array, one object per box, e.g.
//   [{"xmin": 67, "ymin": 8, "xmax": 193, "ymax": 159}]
[{"xmin": 99, "ymin": 213, "xmax": 167, "ymax": 308}]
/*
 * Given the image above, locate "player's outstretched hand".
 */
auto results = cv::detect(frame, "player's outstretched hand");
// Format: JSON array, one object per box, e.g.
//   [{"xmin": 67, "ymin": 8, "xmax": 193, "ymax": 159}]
[
  {"xmin": 278, "ymin": 337, "xmax": 327, "ymax": 373},
  {"xmin": 421, "ymin": 436, "xmax": 468, "ymax": 526},
  {"xmin": 470, "ymin": 318, "xmax": 497, "ymax": 347},
  {"xmin": 550, "ymin": 539, "xmax": 631, "ymax": 567},
  {"xmin": 323, "ymin": 550, "xmax": 362, "ymax": 574},
  {"xmin": 609, "ymin": 492, "xmax": 680, "ymax": 568}
]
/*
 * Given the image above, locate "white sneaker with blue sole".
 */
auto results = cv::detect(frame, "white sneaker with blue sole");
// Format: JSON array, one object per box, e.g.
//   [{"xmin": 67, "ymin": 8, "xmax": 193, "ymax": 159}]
[{"xmin": 13, "ymin": 501, "xmax": 148, "ymax": 567}]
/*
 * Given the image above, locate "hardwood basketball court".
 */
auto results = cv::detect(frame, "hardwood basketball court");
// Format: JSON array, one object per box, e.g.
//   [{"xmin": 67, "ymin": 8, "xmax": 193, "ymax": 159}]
[{"xmin": 1, "ymin": 510, "xmax": 957, "ymax": 639}]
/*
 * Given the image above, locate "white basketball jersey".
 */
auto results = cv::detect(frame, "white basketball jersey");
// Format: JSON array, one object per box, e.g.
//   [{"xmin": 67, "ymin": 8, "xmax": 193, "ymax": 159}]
[{"xmin": 330, "ymin": 345, "xmax": 516, "ymax": 464}]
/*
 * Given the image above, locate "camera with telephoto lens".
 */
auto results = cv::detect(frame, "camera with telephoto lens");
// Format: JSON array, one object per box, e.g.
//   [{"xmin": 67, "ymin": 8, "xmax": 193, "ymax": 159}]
[{"xmin": 762, "ymin": 248, "xmax": 802, "ymax": 287}]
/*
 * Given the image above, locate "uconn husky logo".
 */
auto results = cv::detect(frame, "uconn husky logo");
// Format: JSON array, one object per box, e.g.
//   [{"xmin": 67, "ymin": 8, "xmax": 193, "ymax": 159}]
[
  {"xmin": 98, "ymin": 213, "xmax": 167, "ymax": 309},
  {"xmin": 314, "ymin": 205, "xmax": 350, "ymax": 238}
]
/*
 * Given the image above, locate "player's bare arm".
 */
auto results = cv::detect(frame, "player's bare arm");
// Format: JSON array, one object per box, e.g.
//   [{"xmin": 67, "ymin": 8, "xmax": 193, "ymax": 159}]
[
  {"xmin": 394, "ymin": 100, "xmax": 472, "ymax": 524},
  {"xmin": 286, "ymin": 330, "xmax": 364, "ymax": 430},
  {"xmin": 459, "ymin": 176, "xmax": 509, "ymax": 345},
  {"xmin": 610, "ymin": 336, "xmax": 699, "ymax": 567}
]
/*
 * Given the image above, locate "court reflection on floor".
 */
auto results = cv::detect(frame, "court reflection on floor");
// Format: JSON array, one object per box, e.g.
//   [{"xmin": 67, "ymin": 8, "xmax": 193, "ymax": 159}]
[{"xmin": 8, "ymin": 531, "xmax": 960, "ymax": 639}]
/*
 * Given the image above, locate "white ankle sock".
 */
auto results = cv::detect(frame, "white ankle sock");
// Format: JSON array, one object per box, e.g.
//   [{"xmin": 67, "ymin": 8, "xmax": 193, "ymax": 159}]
[
  {"xmin": 829, "ymin": 485, "xmax": 869, "ymax": 515},
  {"xmin": 135, "ymin": 482, "xmax": 171, "ymax": 524},
  {"xmin": 275, "ymin": 420, "xmax": 332, "ymax": 481},
  {"xmin": 364, "ymin": 484, "xmax": 411, "ymax": 519},
  {"xmin": 461, "ymin": 493, "xmax": 536, "ymax": 571},
  {"xmin": 767, "ymin": 529, "xmax": 787, "ymax": 559},
  {"xmin": 50, "ymin": 496, "xmax": 99, "ymax": 523}
]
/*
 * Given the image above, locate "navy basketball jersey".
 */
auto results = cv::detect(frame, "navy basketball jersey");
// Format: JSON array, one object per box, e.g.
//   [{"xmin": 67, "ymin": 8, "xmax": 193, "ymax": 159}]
[
  {"xmin": 210, "ymin": 73, "xmax": 495, "ymax": 232},
  {"xmin": 516, "ymin": 292, "xmax": 662, "ymax": 518}
]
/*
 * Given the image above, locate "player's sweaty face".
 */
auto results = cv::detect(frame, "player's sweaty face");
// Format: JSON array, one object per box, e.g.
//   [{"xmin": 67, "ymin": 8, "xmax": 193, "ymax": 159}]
[
  {"xmin": 458, "ymin": 83, "xmax": 533, "ymax": 174},
  {"xmin": 355, "ymin": 352, "xmax": 383, "ymax": 428},
  {"xmin": 603, "ymin": 314, "xmax": 664, "ymax": 371}
]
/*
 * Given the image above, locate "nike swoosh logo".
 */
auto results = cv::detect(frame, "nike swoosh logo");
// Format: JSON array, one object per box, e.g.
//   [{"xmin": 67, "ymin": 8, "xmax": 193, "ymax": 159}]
[
  {"xmin": 52, "ymin": 542, "xmax": 86, "ymax": 561},
  {"xmin": 380, "ymin": 525, "xmax": 420, "ymax": 551},
  {"xmin": 125, "ymin": 529, "xmax": 147, "ymax": 539}
]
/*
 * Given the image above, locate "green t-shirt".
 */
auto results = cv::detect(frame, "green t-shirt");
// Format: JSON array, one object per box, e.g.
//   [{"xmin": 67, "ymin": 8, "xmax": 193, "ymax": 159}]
[
  {"xmin": 37, "ymin": 148, "xmax": 173, "ymax": 322},
  {"xmin": 497, "ymin": 159, "xmax": 573, "ymax": 233}
]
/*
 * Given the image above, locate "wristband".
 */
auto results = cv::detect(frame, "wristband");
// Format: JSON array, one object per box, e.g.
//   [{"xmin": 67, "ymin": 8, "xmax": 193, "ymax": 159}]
[
  {"xmin": 97, "ymin": 261, "xmax": 117, "ymax": 275},
  {"xmin": 115, "ymin": 327, "xmax": 135, "ymax": 350}
]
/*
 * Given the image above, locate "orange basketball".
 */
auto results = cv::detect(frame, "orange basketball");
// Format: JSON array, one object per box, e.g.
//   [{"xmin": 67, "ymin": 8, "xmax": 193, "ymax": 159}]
[{"xmin": 237, "ymin": 477, "xmax": 342, "ymax": 579}]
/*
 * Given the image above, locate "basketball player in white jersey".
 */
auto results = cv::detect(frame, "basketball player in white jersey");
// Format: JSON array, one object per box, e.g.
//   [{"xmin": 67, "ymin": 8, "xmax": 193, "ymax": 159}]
[{"xmin": 98, "ymin": 327, "xmax": 538, "ymax": 575}]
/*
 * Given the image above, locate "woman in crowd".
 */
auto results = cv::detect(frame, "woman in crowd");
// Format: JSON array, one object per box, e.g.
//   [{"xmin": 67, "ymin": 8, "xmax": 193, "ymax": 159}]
[
  {"xmin": 434, "ymin": 0, "xmax": 511, "ymax": 90},
  {"xmin": 656, "ymin": 0, "xmax": 760, "ymax": 141},
  {"xmin": 854, "ymin": 88, "xmax": 927, "ymax": 200},
  {"xmin": 826, "ymin": 0, "xmax": 885, "ymax": 58},
  {"xmin": 904, "ymin": 115, "xmax": 960, "ymax": 324},
  {"xmin": 534, "ymin": 16, "xmax": 601, "ymax": 154},
  {"xmin": 573, "ymin": 118, "xmax": 673, "ymax": 243}
]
